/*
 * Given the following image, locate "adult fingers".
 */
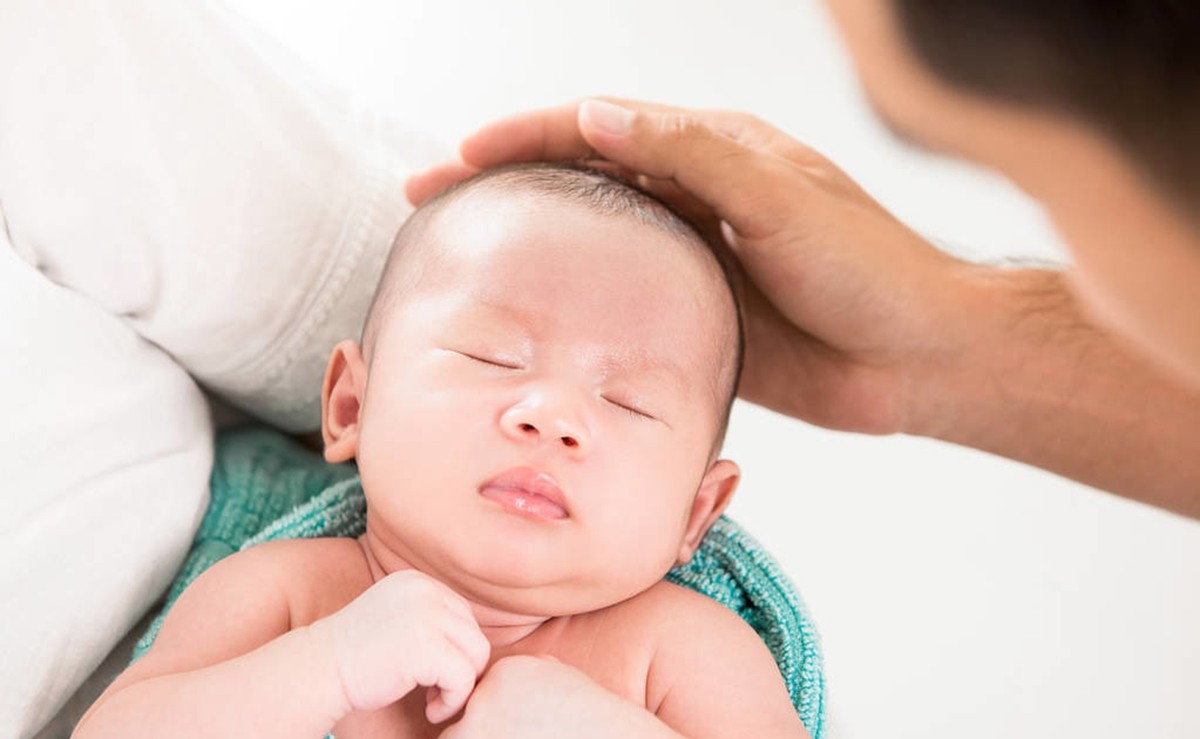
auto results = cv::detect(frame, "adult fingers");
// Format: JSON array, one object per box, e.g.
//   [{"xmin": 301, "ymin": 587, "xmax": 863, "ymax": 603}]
[
  {"xmin": 408, "ymin": 98, "xmax": 825, "ymax": 230},
  {"xmin": 406, "ymin": 160, "xmax": 480, "ymax": 206},
  {"xmin": 457, "ymin": 97, "xmax": 685, "ymax": 168},
  {"xmin": 458, "ymin": 99, "xmax": 822, "ymax": 178},
  {"xmin": 404, "ymin": 103, "xmax": 590, "ymax": 204},
  {"xmin": 458, "ymin": 100, "xmax": 598, "ymax": 166},
  {"xmin": 575, "ymin": 99, "xmax": 803, "ymax": 241}
]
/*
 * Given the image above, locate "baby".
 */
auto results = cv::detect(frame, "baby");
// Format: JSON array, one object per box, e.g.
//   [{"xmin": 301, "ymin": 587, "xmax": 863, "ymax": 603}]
[{"xmin": 75, "ymin": 164, "xmax": 810, "ymax": 738}]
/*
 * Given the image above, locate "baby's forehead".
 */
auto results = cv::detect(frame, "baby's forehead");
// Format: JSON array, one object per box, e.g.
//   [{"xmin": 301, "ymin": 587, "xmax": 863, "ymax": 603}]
[
  {"xmin": 368, "ymin": 167, "xmax": 743, "ymax": 428},
  {"xmin": 426, "ymin": 187, "xmax": 719, "ymax": 275},
  {"xmin": 424, "ymin": 191, "xmax": 723, "ymax": 311},
  {"xmin": 445, "ymin": 194, "xmax": 730, "ymax": 348}
]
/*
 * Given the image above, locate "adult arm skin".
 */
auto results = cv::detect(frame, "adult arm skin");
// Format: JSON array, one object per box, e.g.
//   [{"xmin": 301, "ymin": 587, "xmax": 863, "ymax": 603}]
[{"xmin": 407, "ymin": 99, "xmax": 1200, "ymax": 517}]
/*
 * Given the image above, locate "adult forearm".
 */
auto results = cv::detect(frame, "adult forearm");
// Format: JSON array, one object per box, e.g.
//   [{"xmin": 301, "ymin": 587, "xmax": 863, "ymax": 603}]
[
  {"xmin": 910, "ymin": 266, "xmax": 1200, "ymax": 517},
  {"xmin": 73, "ymin": 625, "xmax": 347, "ymax": 738}
]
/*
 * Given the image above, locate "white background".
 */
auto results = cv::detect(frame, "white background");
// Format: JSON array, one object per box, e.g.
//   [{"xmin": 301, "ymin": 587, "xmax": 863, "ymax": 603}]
[{"xmin": 231, "ymin": 2, "xmax": 1200, "ymax": 736}]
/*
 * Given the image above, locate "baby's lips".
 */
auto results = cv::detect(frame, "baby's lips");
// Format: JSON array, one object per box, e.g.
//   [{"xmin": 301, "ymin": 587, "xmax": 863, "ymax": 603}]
[{"xmin": 478, "ymin": 466, "xmax": 570, "ymax": 520}]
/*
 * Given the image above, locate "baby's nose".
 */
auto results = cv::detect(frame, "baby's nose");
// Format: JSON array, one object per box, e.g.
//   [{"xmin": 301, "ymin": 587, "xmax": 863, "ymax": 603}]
[
  {"xmin": 500, "ymin": 395, "xmax": 589, "ymax": 454},
  {"xmin": 513, "ymin": 421, "xmax": 581, "ymax": 449}
]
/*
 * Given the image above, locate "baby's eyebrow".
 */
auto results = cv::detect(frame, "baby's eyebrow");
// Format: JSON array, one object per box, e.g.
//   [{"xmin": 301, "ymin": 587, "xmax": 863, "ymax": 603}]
[
  {"xmin": 473, "ymin": 295, "xmax": 532, "ymax": 323},
  {"xmin": 447, "ymin": 298, "xmax": 535, "ymax": 338},
  {"xmin": 603, "ymin": 354, "xmax": 691, "ymax": 392}
]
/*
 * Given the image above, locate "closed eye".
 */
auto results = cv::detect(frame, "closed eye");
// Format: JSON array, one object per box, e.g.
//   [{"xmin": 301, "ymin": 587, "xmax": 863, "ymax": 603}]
[
  {"xmin": 454, "ymin": 351, "xmax": 523, "ymax": 370},
  {"xmin": 605, "ymin": 397, "xmax": 656, "ymax": 422}
]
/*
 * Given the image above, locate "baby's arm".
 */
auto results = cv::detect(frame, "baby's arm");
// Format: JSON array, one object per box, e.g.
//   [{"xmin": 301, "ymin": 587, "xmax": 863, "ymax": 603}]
[
  {"xmin": 73, "ymin": 541, "xmax": 351, "ymax": 738},
  {"xmin": 645, "ymin": 584, "xmax": 812, "ymax": 739},
  {"xmin": 74, "ymin": 540, "xmax": 490, "ymax": 738}
]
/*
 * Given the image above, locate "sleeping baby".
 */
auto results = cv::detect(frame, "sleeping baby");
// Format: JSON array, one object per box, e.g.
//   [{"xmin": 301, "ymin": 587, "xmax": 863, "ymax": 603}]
[{"xmin": 74, "ymin": 163, "xmax": 811, "ymax": 738}]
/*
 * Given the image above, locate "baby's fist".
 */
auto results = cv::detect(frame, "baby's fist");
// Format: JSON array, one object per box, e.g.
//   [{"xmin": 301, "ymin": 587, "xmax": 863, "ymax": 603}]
[
  {"xmin": 441, "ymin": 655, "xmax": 645, "ymax": 739},
  {"xmin": 310, "ymin": 569, "xmax": 490, "ymax": 721}
]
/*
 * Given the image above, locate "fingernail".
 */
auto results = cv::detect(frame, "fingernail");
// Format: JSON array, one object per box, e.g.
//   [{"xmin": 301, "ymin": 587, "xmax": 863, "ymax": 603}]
[{"xmin": 581, "ymin": 100, "xmax": 634, "ymax": 136}]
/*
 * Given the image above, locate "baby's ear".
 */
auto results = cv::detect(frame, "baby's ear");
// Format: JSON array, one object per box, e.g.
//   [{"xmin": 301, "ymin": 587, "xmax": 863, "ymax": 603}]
[
  {"xmin": 321, "ymin": 339, "xmax": 368, "ymax": 463},
  {"xmin": 676, "ymin": 459, "xmax": 740, "ymax": 565}
]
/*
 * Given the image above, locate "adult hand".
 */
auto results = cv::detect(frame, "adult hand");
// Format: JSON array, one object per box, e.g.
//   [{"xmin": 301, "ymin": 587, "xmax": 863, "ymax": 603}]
[
  {"xmin": 407, "ymin": 99, "xmax": 976, "ymax": 436},
  {"xmin": 409, "ymin": 98, "xmax": 1200, "ymax": 514},
  {"xmin": 439, "ymin": 655, "xmax": 682, "ymax": 739}
]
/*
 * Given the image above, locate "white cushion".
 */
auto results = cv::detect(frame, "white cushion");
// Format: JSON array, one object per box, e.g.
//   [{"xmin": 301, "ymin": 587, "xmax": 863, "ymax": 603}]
[
  {"xmin": 0, "ymin": 224, "xmax": 212, "ymax": 737},
  {"xmin": 0, "ymin": 1, "xmax": 444, "ymax": 734},
  {"xmin": 0, "ymin": 0, "xmax": 444, "ymax": 433}
]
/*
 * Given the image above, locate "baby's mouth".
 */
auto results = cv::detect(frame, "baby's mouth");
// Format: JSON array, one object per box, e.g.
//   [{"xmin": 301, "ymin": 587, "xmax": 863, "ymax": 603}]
[{"xmin": 478, "ymin": 467, "xmax": 569, "ymax": 522}]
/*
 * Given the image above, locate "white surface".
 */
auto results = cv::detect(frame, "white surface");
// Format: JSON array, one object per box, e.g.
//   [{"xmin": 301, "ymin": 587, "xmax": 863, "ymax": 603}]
[
  {"xmin": 228, "ymin": 2, "xmax": 1200, "ymax": 736},
  {"xmin": 0, "ymin": 211, "xmax": 213, "ymax": 736},
  {"xmin": 2, "ymin": 2, "xmax": 455, "ymax": 731}
]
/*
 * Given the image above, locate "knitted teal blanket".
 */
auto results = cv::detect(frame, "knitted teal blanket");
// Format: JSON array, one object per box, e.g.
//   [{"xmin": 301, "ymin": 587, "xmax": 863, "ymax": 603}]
[{"xmin": 135, "ymin": 426, "xmax": 825, "ymax": 737}]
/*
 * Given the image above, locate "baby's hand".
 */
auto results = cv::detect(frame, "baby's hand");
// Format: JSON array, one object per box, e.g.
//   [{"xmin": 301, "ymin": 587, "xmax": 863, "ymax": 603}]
[
  {"xmin": 310, "ymin": 569, "xmax": 491, "ymax": 723},
  {"xmin": 440, "ymin": 655, "xmax": 668, "ymax": 739}
]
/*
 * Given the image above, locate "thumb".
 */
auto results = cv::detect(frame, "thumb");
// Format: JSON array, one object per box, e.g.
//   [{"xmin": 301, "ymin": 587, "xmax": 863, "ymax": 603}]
[{"xmin": 577, "ymin": 99, "xmax": 800, "ymax": 241}]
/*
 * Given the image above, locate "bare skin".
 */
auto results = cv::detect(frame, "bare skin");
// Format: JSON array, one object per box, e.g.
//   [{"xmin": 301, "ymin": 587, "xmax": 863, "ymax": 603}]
[
  {"xmin": 75, "ymin": 538, "xmax": 802, "ymax": 739},
  {"xmin": 405, "ymin": 4, "xmax": 1200, "ymax": 735},
  {"xmin": 402, "ymin": 4, "xmax": 1200, "ymax": 725},
  {"xmin": 407, "ymin": 99, "xmax": 1200, "ymax": 517},
  {"xmin": 74, "ymin": 190, "xmax": 809, "ymax": 739}
]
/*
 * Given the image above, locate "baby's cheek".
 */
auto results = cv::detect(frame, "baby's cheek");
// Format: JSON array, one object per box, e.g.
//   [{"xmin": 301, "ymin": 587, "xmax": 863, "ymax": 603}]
[{"xmin": 603, "ymin": 479, "xmax": 691, "ymax": 561}]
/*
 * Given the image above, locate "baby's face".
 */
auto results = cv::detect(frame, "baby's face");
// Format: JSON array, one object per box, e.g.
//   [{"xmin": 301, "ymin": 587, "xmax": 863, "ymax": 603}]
[{"xmin": 350, "ymin": 192, "xmax": 738, "ymax": 616}]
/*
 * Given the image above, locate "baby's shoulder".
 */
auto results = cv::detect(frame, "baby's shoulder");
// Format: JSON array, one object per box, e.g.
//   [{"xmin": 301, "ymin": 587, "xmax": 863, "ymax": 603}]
[
  {"xmin": 611, "ymin": 582, "xmax": 795, "ymax": 724},
  {"xmin": 212, "ymin": 537, "xmax": 374, "ymax": 625},
  {"xmin": 235, "ymin": 535, "xmax": 366, "ymax": 569},
  {"xmin": 603, "ymin": 579, "xmax": 752, "ymax": 644}
]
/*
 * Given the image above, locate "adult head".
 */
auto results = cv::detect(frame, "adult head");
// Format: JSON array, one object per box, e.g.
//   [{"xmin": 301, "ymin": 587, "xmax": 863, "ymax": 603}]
[{"xmin": 827, "ymin": 0, "xmax": 1200, "ymax": 386}]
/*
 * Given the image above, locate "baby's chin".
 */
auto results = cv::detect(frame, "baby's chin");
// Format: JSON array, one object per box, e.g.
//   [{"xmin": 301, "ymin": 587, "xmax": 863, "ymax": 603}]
[
  {"xmin": 365, "ymin": 512, "xmax": 678, "ymax": 616},
  {"xmin": 425, "ymin": 551, "xmax": 666, "ymax": 619}
]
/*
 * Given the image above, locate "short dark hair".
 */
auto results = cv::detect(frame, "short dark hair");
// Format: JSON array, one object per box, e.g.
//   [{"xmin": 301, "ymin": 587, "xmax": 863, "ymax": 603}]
[
  {"xmin": 362, "ymin": 163, "xmax": 745, "ymax": 449},
  {"xmin": 893, "ymin": 0, "xmax": 1200, "ymax": 221}
]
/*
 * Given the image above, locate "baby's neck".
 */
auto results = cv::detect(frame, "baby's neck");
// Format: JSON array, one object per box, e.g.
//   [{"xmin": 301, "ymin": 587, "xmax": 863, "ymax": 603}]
[{"xmin": 356, "ymin": 534, "xmax": 550, "ymax": 648}]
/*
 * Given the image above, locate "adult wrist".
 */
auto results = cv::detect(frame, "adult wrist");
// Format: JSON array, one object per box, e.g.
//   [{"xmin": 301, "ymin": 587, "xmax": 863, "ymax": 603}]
[{"xmin": 901, "ymin": 263, "xmax": 1075, "ymax": 444}]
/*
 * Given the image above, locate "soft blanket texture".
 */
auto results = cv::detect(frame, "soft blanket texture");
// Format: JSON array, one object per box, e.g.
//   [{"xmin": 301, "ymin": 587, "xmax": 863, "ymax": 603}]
[{"xmin": 135, "ymin": 426, "xmax": 826, "ymax": 737}]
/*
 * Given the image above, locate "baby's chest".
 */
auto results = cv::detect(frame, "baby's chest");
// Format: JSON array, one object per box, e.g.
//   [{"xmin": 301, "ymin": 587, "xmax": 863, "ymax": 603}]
[
  {"xmin": 331, "ymin": 618, "xmax": 654, "ymax": 739},
  {"xmin": 329, "ymin": 691, "xmax": 439, "ymax": 739}
]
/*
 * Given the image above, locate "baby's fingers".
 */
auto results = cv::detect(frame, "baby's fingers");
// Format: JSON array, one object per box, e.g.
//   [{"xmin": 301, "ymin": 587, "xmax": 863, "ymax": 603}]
[
  {"xmin": 440, "ymin": 610, "xmax": 492, "ymax": 677},
  {"xmin": 421, "ymin": 642, "xmax": 480, "ymax": 724}
]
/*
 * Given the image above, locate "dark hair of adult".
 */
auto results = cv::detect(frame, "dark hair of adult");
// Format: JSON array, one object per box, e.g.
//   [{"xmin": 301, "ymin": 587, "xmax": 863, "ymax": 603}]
[{"xmin": 893, "ymin": 1, "xmax": 1200, "ymax": 221}]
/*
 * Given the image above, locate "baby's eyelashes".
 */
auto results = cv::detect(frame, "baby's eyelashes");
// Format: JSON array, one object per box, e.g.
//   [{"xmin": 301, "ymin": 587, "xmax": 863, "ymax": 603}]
[
  {"xmin": 603, "ymin": 396, "xmax": 657, "ymax": 422},
  {"xmin": 446, "ymin": 348, "xmax": 666, "ymax": 424},
  {"xmin": 452, "ymin": 349, "xmax": 524, "ymax": 370}
]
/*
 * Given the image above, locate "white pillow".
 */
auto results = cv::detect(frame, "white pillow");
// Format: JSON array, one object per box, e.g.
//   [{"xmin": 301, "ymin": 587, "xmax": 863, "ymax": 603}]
[
  {"xmin": 0, "ymin": 1, "xmax": 444, "ymax": 734},
  {"xmin": 0, "ymin": 0, "xmax": 445, "ymax": 433},
  {"xmin": 0, "ymin": 226, "xmax": 212, "ymax": 736}
]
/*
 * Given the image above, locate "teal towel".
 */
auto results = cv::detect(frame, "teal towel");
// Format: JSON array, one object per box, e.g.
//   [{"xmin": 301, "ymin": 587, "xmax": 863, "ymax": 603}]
[{"xmin": 135, "ymin": 426, "xmax": 826, "ymax": 737}]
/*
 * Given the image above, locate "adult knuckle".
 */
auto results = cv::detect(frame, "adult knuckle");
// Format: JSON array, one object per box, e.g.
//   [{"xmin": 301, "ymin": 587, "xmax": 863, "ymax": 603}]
[
  {"xmin": 658, "ymin": 112, "xmax": 706, "ymax": 142},
  {"xmin": 730, "ymin": 110, "xmax": 769, "ymax": 130}
]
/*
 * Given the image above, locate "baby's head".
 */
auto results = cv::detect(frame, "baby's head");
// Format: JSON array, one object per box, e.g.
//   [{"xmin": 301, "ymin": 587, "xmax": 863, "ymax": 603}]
[{"xmin": 321, "ymin": 163, "xmax": 743, "ymax": 616}]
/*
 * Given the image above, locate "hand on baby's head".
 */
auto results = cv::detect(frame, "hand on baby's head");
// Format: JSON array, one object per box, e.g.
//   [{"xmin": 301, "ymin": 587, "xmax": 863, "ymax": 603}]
[{"xmin": 320, "ymin": 163, "xmax": 744, "ymax": 617}]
